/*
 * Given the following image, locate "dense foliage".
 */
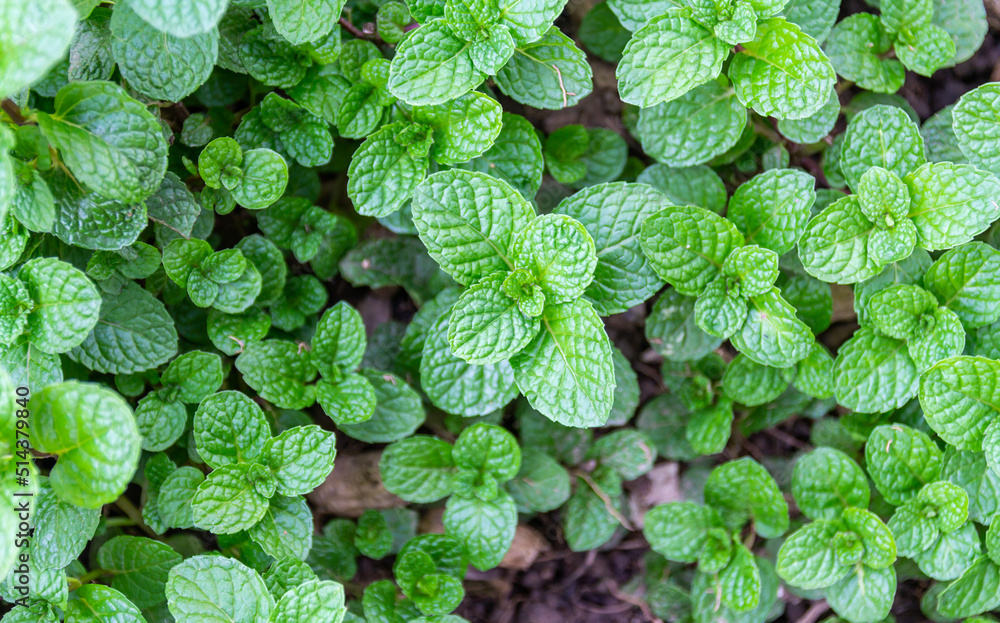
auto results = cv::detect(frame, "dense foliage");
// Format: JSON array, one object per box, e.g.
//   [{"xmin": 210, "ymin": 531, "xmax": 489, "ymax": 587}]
[{"xmin": 1, "ymin": 0, "xmax": 999, "ymax": 621}]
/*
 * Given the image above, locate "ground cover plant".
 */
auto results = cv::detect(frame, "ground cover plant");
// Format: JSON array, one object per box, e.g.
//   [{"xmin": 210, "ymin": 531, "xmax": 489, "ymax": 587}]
[{"xmin": 2, "ymin": 0, "xmax": 1000, "ymax": 621}]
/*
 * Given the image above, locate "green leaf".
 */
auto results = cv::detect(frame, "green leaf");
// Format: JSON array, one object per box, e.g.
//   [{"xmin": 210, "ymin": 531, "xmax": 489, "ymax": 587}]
[
  {"xmin": 640, "ymin": 205, "xmax": 744, "ymax": 297},
  {"xmin": 867, "ymin": 284, "xmax": 939, "ymax": 340},
  {"xmin": 248, "ymin": 495, "xmax": 313, "ymax": 561},
  {"xmin": 505, "ymin": 450, "xmax": 571, "ymax": 512},
  {"xmin": 905, "ymin": 162, "xmax": 1000, "ymax": 251},
  {"xmin": 925, "ymin": 242, "xmax": 1000, "ymax": 329},
  {"xmin": 511, "ymin": 299, "xmax": 615, "ymax": 427},
  {"xmin": 825, "ymin": 564, "xmax": 896, "ymax": 623},
  {"xmin": 267, "ymin": 0, "xmax": 343, "ymax": 45},
  {"xmin": 109, "ymin": 0, "xmax": 218, "ymax": 101},
  {"xmin": 606, "ymin": 0, "xmax": 679, "ymax": 31},
  {"xmin": 798, "ymin": 196, "xmax": 880, "ymax": 284},
  {"xmin": 29, "ymin": 381, "xmax": 140, "ymax": 508},
  {"xmin": 865, "ymin": 424, "xmax": 942, "ymax": 505},
  {"xmin": 563, "ymin": 466, "xmax": 623, "ymax": 551},
  {"xmin": 31, "ymin": 482, "xmax": 100, "ymax": 569},
  {"xmin": 728, "ymin": 168, "xmax": 816, "ymax": 254},
  {"xmin": 731, "ymin": 288, "xmax": 813, "ymax": 368},
  {"xmin": 312, "ymin": 302, "xmax": 366, "ymax": 378},
  {"xmin": 729, "ymin": 18, "xmax": 836, "ymax": 119},
  {"xmin": 388, "ymin": 19, "xmax": 484, "ymax": 105},
  {"xmin": 511, "ymin": 213, "xmax": 596, "ymax": 304},
  {"xmin": 443, "ymin": 491, "xmax": 517, "ymax": 570},
  {"xmin": 686, "ymin": 398, "xmax": 734, "ymax": 454},
  {"xmin": 494, "ymin": 27, "xmax": 593, "ymax": 110},
  {"xmin": 617, "ymin": 12, "xmax": 728, "ymax": 108},
  {"xmin": 161, "ymin": 350, "xmax": 223, "ymax": 404},
  {"xmin": 458, "ymin": 112, "xmax": 543, "ymax": 198},
  {"xmin": 554, "ymin": 182, "xmax": 668, "ymax": 315},
  {"xmin": 636, "ymin": 79, "xmax": 746, "ymax": 167},
  {"xmin": 914, "ymin": 521, "xmax": 980, "ymax": 581},
  {"xmin": 134, "ymin": 392, "xmax": 186, "ymax": 452},
  {"xmin": 952, "ymin": 83, "xmax": 1000, "ymax": 176},
  {"xmin": 705, "ymin": 457, "xmax": 789, "ymax": 538},
  {"xmin": 833, "ymin": 327, "xmax": 917, "ymax": 413},
  {"xmin": 236, "ymin": 340, "xmax": 317, "ymax": 409},
  {"xmin": 694, "ymin": 278, "xmax": 749, "ymax": 339},
  {"xmin": 158, "ymin": 467, "xmax": 204, "ymax": 529},
  {"xmin": 453, "ymin": 423, "xmax": 521, "ymax": 482},
  {"xmin": 646, "ymin": 288, "xmax": 723, "ymax": 361},
  {"xmin": 380, "ymin": 436, "xmax": 457, "ymax": 503},
  {"xmin": 644, "ymin": 502, "xmax": 725, "ymax": 563},
  {"xmin": 263, "ymin": 425, "xmax": 336, "ymax": 496},
  {"xmin": 96, "ymin": 536, "xmax": 182, "ymax": 609},
  {"xmin": 637, "ymin": 164, "xmax": 727, "ymax": 213},
  {"xmin": 192, "ymin": 463, "xmax": 272, "ymax": 534},
  {"xmin": 422, "ymin": 312, "xmax": 519, "ymax": 416},
  {"xmin": 718, "ymin": 542, "xmax": 761, "ymax": 612},
  {"xmin": 232, "ymin": 149, "xmax": 289, "ymax": 211},
  {"xmin": 166, "ymin": 555, "xmax": 273, "ymax": 623},
  {"xmin": 792, "ymin": 447, "xmax": 869, "ymax": 521},
  {"xmin": 271, "ymin": 579, "xmax": 346, "ymax": 623},
  {"xmin": 920, "ymin": 356, "xmax": 1000, "ymax": 451},
  {"xmin": 0, "ymin": 0, "xmax": 77, "ymax": 99},
  {"xmin": 193, "ymin": 391, "xmax": 270, "ymax": 469},
  {"xmin": 896, "ymin": 23, "xmax": 956, "ymax": 77},
  {"xmin": 316, "ymin": 374, "xmax": 377, "ymax": 426},
  {"xmin": 840, "ymin": 104, "xmax": 926, "ymax": 191},
  {"xmin": 412, "ymin": 92, "xmax": 503, "ymax": 165},
  {"xmin": 936, "ymin": 556, "xmax": 1000, "ymax": 619},
  {"xmin": 339, "ymin": 370, "xmax": 425, "ymax": 443},
  {"xmin": 127, "ymin": 0, "xmax": 227, "ymax": 38},
  {"xmin": 17, "ymin": 257, "xmax": 100, "ymax": 355},
  {"xmin": 207, "ymin": 308, "xmax": 271, "ymax": 356},
  {"xmin": 722, "ymin": 354, "xmax": 792, "ymax": 406},
  {"xmin": 776, "ymin": 519, "xmax": 849, "ymax": 589},
  {"xmin": 239, "ymin": 25, "xmax": 311, "ymax": 88},
  {"xmin": 447, "ymin": 273, "xmax": 539, "ymax": 364},
  {"xmin": 824, "ymin": 13, "xmax": 904, "ymax": 93},
  {"xmin": 942, "ymin": 448, "xmax": 1000, "ymax": 524},
  {"xmin": 64, "ymin": 584, "xmax": 145, "ymax": 623},
  {"xmin": 411, "ymin": 170, "xmax": 534, "ymax": 285},
  {"xmin": 47, "ymin": 171, "xmax": 146, "ymax": 251},
  {"xmin": 69, "ymin": 281, "xmax": 178, "ymax": 374}
]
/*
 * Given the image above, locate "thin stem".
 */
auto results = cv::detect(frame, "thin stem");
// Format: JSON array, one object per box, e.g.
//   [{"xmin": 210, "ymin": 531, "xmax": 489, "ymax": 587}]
[
  {"xmin": 112, "ymin": 497, "xmax": 159, "ymax": 539},
  {"xmin": 2, "ymin": 99, "xmax": 27, "ymax": 125},
  {"xmin": 103, "ymin": 516, "xmax": 138, "ymax": 528},
  {"xmin": 339, "ymin": 17, "xmax": 368, "ymax": 40}
]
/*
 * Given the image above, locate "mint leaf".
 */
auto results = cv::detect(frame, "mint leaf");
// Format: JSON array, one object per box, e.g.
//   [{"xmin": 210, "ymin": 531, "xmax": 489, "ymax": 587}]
[
  {"xmin": 411, "ymin": 170, "xmax": 534, "ymax": 285},
  {"xmin": 840, "ymin": 104, "xmax": 926, "ymax": 191},
  {"xmin": 640, "ymin": 205, "xmax": 744, "ymax": 297},
  {"xmin": 920, "ymin": 356, "xmax": 1000, "ymax": 451},
  {"xmin": 729, "ymin": 18, "xmax": 836, "ymax": 119},
  {"xmin": 925, "ymin": 242, "xmax": 1000, "ymax": 329},
  {"xmin": 0, "ymin": 0, "xmax": 77, "ymax": 98},
  {"xmin": 705, "ymin": 457, "xmax": 789, "ymax": 538},
  {"xmin": 447, "ymin": 273, "xmax": 540, "ymax": 365},
  {"xmin": 617, "ymin": 13, "xmax": 728, "ymax": 108},
  {"xmin": 166, "ymin": 556, "xmax": 273, "ymax": 623},
  {"xmin": 511, "ymin": 299, "xmax": 615, "ymax": 427},
  {"xmin": 495, "ymin": 28, "xmax": 593, "ymax": 110},
  {"xmin": 729, "ymin": 168, "xmax": 816, "ymax": 255},
  {"xmin": 263, "ymin": 425, "xmax": 336, "ymax": 496},
  {"xmin": 792, "ymin": 447, "xmax": 870, "ymax": 520},
  {"xmin": 731, "ymin": 288, "xmax": 813, "ymax": 368},
  {"xmin": 388, "ymin": 20, "xmax": 484, "ymax": 105},
  {"xmin": 380, "ymin": 436, "xmax": 457, "ymax": 503},
  {"xmin": 193, "ymin": 391, "xmax": 270, "ymax": 469},
  {"xmin": 236, "ymin": 340, "xmax": 317, "ymax": 409},
  {"xmin": 192, "ymin": 463, "xmax": 272, "ymax": 534},
  {"xmin": 443, "ymin": 491, "xmax": 517, "ymax": 570},
  {"xmin": 798, "ymin": 196, "xmax": 880, "ymax": 284},
  {"xmin": 267, "ymin": 0, "xmax": 344, "ymax": 46},
  {"xmin": 30, "ymin": 381, "xmax": 141, "ymax": 508},
  {"xmin": 127, "ymin": 0, "xmax": 227, "ymax": 38},
  {"xmin": 905, "ymin": 162, "xmax": 1000, "ymax": 251},
  {"xmin": 96, "ymin": 536, "xmax": 182, "ymax": 609}
]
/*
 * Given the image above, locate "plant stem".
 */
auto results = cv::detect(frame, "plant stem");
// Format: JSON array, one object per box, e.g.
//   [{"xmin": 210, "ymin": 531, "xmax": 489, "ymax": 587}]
[
  {"xmin": 103, "ymin": 516, "xmax": 138, "ymax": 528},
  {"xmin": 112, "ymin": 496, "xmax": 159, "ymax": 539},
  {"xmin": 339, "ymin": 17, "xmax": 368, "ymax": 40},
  {"xmin": 2, "ymin": 99, "xmax": 26, "ymax": 125}
]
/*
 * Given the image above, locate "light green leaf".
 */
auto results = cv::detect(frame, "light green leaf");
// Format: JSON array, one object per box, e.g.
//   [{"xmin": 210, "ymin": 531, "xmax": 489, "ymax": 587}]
[
  {"xmin": 458, "ymin": 112, "xmax": 544, "ymax": 198},
  {"xmin": 731, "ymin": 288, "xmax": 813, "ymax": 368},
  {"xmin": 17, "ymin": 257, "xmax": 100, "ymax": 355},
  {"xmin": 193, "ymin": 391, "xmax": 270, "ymax": 469},
  {"xmin": 271, "ymin": 580, "xmax": 346, "ymax": 623},
  {"xmin": 411, "ymin": 170, "xmax": 534, "ymax": 285},
  {"xmin": 158, "ymin": 467, "xmax": 204, "ymax": 529},
  {"xmin": 646, "ymin": 288, "xmax": 722, "ymax": 361},
  {"xmin": 127, "ymin": 0, "xmax": 227, "ymax": 37},
  {"xmin": 728, "ymin": 168, "xmax": 816, "ymax": 254},
  {"xmin": 792, "ymin": 447, "xmax": 869, "ymax": 521},
  {"xmin": 925, "ymin": 242, "xmax": 1000, "ymax": 329},
  {"xmin": 412, "ymin": 92, "xmax": 503, "ymax": 165},
  {"xmin": 866, "ymin": 424, "xmax": 942, "ymax": 505},
  {"xmin": 339, "ymin": 370, "xmax": 425, "ymax": 443},
  {"xmin": 236, "ymin": 340, "xmax": 317, "ymax": 409},
  {"xmin": 64, "ymin": 584, "xmax": 144, "ymax": 623},
  {"xmin": 48, "ymin": 171, "xmax": 146, "ymax": 251},
  {"xmin": 192, "ymin": 463, "xmax": 272, "ymax": 534},
  {"xmin": 636, "ymin": 79, "xmax": 746, "ymax": 167},
  {"xmin": 511, "ymin": 213, "xmax": 597, "ymax": 304},
  {"xmin": 905, "ymin": 162, "xmax": 1000, "ymax": 251},
  {"xmin": 776, "ymin": 519, "xmax": 848, "ymax": 589},
  {"xmin": 69, "ymin": 281, "xmax": 177, "ymax": 374},
  {"xmin": 705, "ymin": 457, "xmax": 789, "ymax": 538},
  {"xmin": 722, "ymin": 354, "xmax": 792, "ymax": 406},
  {"xmin": 312, "ymin": 302, "xmax": 366, "ymax": 378},
  {"xmin": 267, "ymin": 0, "xmax": 344, "ymax": 45},
  {"xmin": 617, "ymin": 13, "xmax": 728, "ymax": 108},
  {"xmin": 380, "ymin": 436, "xmax": 457, "ymax": 503},
  {"xmin": 31, "ymin": 482, "xmax": 100, "ymax": 569},
  {"xmin": 109, "ymin": 0, "xmax": 218, "ymax": 101},
  {"xmin": 96, "ymin": 536, "xmax": 182, "ymax": 609},
  {"xmin": 36, "ymin": 81, "xmax": 167, "ymax": 203},
  {"xmin": 443, "ymin": 491, "xmax": 517, "ymax": 570},
  {"xmin": 29, "ymin": 381, "xmax": 140, "ymax": 508},
  {"xmin": 166, "ymin": 555, "xmax": 273, "ymax": 623},
  {"xmin": 263, "ymin": 425, "xmax": 336, "ymax": 496},
  {"xmin": 511, "ymin": 299, "xmax": 615, "ymax": 427},
  {"xmin": 798, "ymin": 196, "xmax": 880, "ymax": 284},
  {"xmin": 833, "ymin": 327, "xmax": 917, "ymax": 414},
  {"xmin": 824, "ymin": 13, "xmax": 904, "ymax": 93},
  {"xmin": 839, "ymin": 104, "xmax": 926, "ymax": 191},
  {"xmin": 825, "ymin": 564, "xmax": 896, "ymax": 623},
  {"xmin": 934, "ymin": 556, "xmax": 1000, "ymax": 619},
  {"xmin": 637, "ymin": 164, "xmax": 728, "ymax": 213},
  {"xmin": 729, "ymin": 18, "xmax": 836, "ymax": 119},
  {"xmin": 388, "ymin": 19, "xmax": 484, "ymax": 105},
  {"xmin": 920, "ymin": 356, "xmax": 1000, "ymax": 451},
  {"xmin": 644, "ymin": 502, "xmax": 725, "ymax": 563},
  {"xmin": 640, "ymin": 205, "xmax": 744, "ymax": 297},
  {"xmin": 494, "ymin": 27, "xmax": 593, "ymax": 110},
  {"xmin": 248, "ymin": 495, "xmax": 313, "ymax": 561},
  {"xmin": 0, "ymin": 0, "xmax": 77, "ymax": 99}
]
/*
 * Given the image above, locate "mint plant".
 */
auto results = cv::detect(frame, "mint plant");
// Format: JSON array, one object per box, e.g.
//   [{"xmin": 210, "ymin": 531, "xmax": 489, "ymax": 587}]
[{"xmin": 5, "ymin": 0, "xmax": 1000, "ymax": 621}]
